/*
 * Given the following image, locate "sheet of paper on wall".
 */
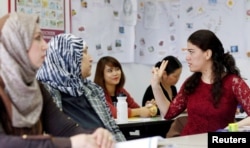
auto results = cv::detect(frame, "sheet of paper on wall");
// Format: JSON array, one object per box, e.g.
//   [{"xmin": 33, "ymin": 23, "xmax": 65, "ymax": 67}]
[{"xmin": 70, "ymin": 0, "xmax": 136, "ymax": 63}]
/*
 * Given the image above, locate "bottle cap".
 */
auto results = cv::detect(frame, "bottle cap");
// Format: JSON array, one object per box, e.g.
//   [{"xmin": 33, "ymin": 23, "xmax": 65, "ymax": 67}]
[{"xmin": 117, "ymin": 92, "xmax": 126, "ymax": 97}]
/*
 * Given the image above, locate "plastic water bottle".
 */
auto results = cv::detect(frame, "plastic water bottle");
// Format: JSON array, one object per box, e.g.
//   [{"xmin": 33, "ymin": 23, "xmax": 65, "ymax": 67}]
[{"xmin": 117, "ymin": 93, "xmax": 128, "ymax": 123}]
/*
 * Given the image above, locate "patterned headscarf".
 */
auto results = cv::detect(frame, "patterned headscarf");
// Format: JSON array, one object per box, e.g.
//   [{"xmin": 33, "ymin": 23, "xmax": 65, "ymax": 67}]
[
  {"xmin": 37, "ymin": 34, "xmax": 127, "ymax": 142},
  {"xmin": 37, "ymin": 33, "xmax": 86, "ymax": 98},
  {"xmin": 0, "ymin": 12, "xmax": 42, "ymax": 127}
]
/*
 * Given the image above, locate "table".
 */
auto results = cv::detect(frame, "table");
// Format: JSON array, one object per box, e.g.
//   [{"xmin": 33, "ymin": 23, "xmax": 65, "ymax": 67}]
[
  {"xmin": 158, "ymin": 133, "xmax": 207, "ymax": 148},
  {"xmin": 117, "ymin": 116, "xmax": 174, "ymax": 140},
  {"xmin": 115, "ymin": 133, "xmax": 207, "ymax": 148}
]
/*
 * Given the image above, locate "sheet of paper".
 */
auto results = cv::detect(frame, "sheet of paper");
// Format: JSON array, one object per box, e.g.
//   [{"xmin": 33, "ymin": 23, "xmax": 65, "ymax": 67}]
[{"xmin": 115, "ymin": 136, "xmax": 163, "ymax": 148}]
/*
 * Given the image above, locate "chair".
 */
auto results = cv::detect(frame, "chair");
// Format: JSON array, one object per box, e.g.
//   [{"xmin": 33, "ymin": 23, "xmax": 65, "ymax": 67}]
[{"xmin": 166, "ymin": 115, "xmax": 188, "ymax": 138}]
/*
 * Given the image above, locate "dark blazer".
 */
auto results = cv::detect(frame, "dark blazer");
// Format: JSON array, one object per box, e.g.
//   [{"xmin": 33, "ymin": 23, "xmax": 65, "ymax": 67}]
[{"xmin": 0, "ymin": 81, "xmax": 91, "ymax": 148}]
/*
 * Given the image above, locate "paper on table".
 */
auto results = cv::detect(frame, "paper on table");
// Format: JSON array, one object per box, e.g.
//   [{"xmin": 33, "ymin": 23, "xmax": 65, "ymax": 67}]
[
  {"xmin": 238, "ymin": 126, "xmax": 250, "ymax": 132},
  {"xmin": 235, "ymin": 112, "xmax": 247, "ymax": 119},
  {"xmin": 115, "ymin": 136, "xmax": 163, "ymax": 148}
]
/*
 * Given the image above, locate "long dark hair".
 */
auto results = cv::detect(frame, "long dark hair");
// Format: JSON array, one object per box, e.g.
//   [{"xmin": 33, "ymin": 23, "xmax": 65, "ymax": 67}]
[
  {"xmin": 184, "ymin": 29, "xmax": 241, "ymax": 107},
  {"xmin": 94, "ymin": 56, "xmax": 125, "ymax": 91}
]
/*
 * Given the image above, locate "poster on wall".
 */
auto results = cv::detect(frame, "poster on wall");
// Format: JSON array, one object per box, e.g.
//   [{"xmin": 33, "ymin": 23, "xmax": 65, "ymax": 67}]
[
  {"xmin": 134, "ymin": 0, "xmax": 249, "ymax": 65},
  {"xmin": 245, "ymin": 0, "xmax": 250, "ymax": 52},
  {"xmin": 70, "ymin": 0, "xmax": 136, "ymax": 63},
  {"xmin": 15, "ymin": 0, "xmax": 65, "ymax": 42},
  {"xmin": 70, "ymin": 0, "xmax": 249, "ymax": 65},
  {"xmin": 178, "ymin": 0, "xmax": 246, "ymax": 60},
  {"xmin": 0, "ymin": 0, "xmax": 10, "ymax": 17},
  {"xmin": 134, "ymin": 0, "xmax": 182, "ymax": 65}
]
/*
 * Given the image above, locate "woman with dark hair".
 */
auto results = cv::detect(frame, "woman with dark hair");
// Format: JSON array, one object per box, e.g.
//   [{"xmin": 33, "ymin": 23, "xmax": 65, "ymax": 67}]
[
  {"xmin": 151, "ymin": 29, "xmax": 250, "ymax": 136},
  {"xmin": 142, "ymin": 55, "xmax": 182, "ymax": 115},
  {"xmin": 94, "ymin": 56, "xmax": 157, "ymax": 118}
]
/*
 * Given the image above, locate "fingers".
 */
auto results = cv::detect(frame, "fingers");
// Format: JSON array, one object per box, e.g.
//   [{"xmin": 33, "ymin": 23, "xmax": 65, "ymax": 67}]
[
  {"xmin": 145, "ymin": 100, "xmax": 151, "ymax": 105},
  {"xmin": 145, "ymin": 103, "xmax": 153, "ymax": 108},
  {"xmin": 151, "ymin": 67, "xmax": 157, "ymax": 74},
  {"xmin": 149, "ymin": 105, "xmax": 158, "ymax": 117},
  {"xmin": 150, "ymin": 99, "xmax": 157, "ymax": 105},
  {"xmin": 100, "ymin": 135, "xmax": 114, "ymax": 148},
  {"xmin": 151, "ymin": 61, "xmax": 168, "ymax": 87},
  {"xmin": 152, "ymin": 60, "xmax": 168, "ymax": 78},
  {"xmin": 139, "ymin": 106, "xmax": 157, "ymax": 117},
  {"xmin": 93, "ymin": 128, "xmax": 115, "ymax": 148},
  {"xmin": 146, "ymin": 99, "xmax": 156, "ymax": 105},
  {"xmin": 70, "ymin": 134, "xmax": 98, "ymax": 148},
  {"xmin": 145, "ymin": 100, "xmax": 158, "ymax": 117},
  {"xmin": 159, "ymin": 60, "xmax": 168, "ymax": 73}
]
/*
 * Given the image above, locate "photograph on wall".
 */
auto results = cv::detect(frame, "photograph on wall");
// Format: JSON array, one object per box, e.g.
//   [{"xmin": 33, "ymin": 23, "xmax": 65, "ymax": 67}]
[{"xmin": 15, "ymin": 0, "xmax": 65, "ymax": 42}]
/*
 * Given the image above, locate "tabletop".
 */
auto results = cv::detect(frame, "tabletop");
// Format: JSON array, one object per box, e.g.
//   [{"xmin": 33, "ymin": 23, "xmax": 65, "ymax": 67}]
[
  {"xmin": 116, "ymin": 116, "xmax": 174, "ymax": 140},
  {"xmin": 115, "ymin": 133, "xmax": 208, "ymax": 148},
  {"xmin": 158, "ymin": 133, "xmax": 208, "ymax": 148},
  {"xmin": 116, "ymin": 116, "xmax": 169, "ymax": 127}
]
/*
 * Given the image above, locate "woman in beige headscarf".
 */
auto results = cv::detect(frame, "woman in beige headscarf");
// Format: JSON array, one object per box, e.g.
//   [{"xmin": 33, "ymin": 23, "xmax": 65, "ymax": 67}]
[{"xmin": 0, "ymin": 12, "xmax": 114, "ymax": 148}]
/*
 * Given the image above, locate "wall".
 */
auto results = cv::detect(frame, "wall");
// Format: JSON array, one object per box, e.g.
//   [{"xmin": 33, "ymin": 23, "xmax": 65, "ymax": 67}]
[
  {"xmin": 2, "ymin": 1, "xmax": 250, "ymax": 105},
  {"xmin": 0, "ymin": 1, "xmax": 9, "ymax": 17},
  {"xmin": 64, "ymin": 1, "xmax": 250, "ymax": 105}
]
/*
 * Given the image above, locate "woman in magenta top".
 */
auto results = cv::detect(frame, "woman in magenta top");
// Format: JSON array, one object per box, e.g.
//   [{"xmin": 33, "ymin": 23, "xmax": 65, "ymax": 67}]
[
  {"xmin": 151, "ymin": 29, "xmax": 250, "ymax": 136},
  {"xmin": 94, "ymin": 56, "xmax": 157, "ymax": 118}
]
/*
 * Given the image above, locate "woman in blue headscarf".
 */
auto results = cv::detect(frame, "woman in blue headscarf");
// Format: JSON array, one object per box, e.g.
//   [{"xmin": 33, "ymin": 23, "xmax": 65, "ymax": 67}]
[{"xmin": 36, "ymin": 33, "xmax": 126, "ymax": 142}]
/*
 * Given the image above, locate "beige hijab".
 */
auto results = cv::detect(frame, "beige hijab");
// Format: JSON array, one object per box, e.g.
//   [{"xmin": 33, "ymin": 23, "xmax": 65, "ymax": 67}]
[{"xmin": 0, "ymin": 12, "xmax": 42, "ymax": 128}]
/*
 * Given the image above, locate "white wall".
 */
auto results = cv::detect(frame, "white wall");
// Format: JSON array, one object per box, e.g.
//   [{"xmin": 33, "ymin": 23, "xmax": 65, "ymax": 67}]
[
  {"xmin": 3, "ymin": 1, "xmax": 250, "ymax": 105},
  {"xmin": 63, "ymin": 1, "xmax": 250, "ymax": 105}
]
